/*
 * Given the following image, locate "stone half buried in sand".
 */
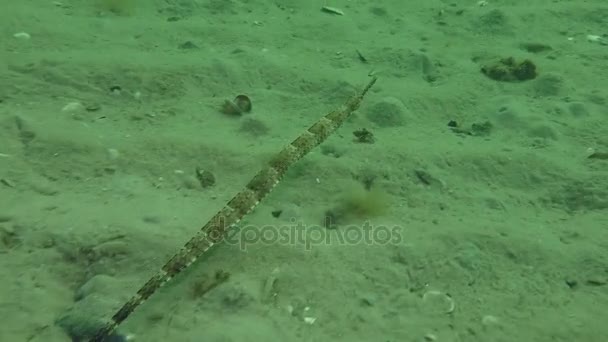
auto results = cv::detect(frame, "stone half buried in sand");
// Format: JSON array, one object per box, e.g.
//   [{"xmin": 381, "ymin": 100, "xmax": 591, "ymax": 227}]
[
  {"xmin": 480, "ymin": 57, "xmax": 538, "ymax": 82},
  {"xmin": 56, "ymin": 275, "xmax": 135, "ymax": 342}
]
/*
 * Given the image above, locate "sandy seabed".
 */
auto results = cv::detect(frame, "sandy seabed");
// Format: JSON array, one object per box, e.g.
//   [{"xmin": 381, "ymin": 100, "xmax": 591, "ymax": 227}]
[{"xmin": 1, "ymin": 1, "xmax": 607, "ymax": 341}]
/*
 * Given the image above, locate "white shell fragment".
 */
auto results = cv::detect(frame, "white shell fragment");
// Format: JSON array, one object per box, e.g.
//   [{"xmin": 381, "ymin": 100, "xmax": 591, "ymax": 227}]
[
  {"xmin": 13, "ymin": 32, "xmax": 31, "ymax": 40},
  {"xmin": 587, "ymin": 34, "xmax": 607, "ymax": 45},
  {"xmin": 321, "ymin": 6, "xmax": 344, "ymax": 15},
  {"xmin": 303, "ymin": 316, "xmax": 317, "ymax": 325}
]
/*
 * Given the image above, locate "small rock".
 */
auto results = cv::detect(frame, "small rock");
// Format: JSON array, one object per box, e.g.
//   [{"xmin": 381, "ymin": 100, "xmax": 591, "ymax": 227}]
[
  {"xmin": 178, "ymin": 41, "xmax": 198, "ymax": 49},
  {"xmin": 62, "ymin": 101, "xmax": 85, "ymax": 113},
  {"xmin": 0, "ymin": 224, "xmax": 21, "ymax": 249},
  {"xmin": 565, "ymin": 278, "xmax": 578, "ymax": 289},
  {"xmin": 14, "ymin": 115, "xmax": 36, "ymax": 145},
  {"xmin": 359, "ymin": 293, "xmax": 376, "ymax": 306},
  {"xmin": 195, "ymin": 168, "xmax": 216, "ymax": 188},
  {"xmin": 142, "ymin": 215, "xmax": 161, "ymax": 224},
  {"xmin": 29, "ymin": 178, "xmax": 59, "ymax": 196},
  {"xmin": 107, "ymin": 148, "xmax": 120, "ymax": 160},
  {"xmin": 84, "ymin": 102, "xmax": 102, "ymax": 112},
  {"xmin": 481, "ymin": 314, "xmax": 501, "ymax": 327},
  {"xmin": 56, "ymin": 295, "xmax": 130, "ymax": 342}
]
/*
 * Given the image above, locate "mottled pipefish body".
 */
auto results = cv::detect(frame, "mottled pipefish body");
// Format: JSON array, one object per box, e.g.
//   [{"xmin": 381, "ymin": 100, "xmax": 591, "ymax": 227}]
[{"xmin": 90, "ymin": 77, "xmax": 378, "ymax": 342}]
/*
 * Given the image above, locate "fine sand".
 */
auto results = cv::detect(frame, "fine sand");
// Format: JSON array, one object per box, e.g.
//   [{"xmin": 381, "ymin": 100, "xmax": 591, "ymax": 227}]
[{"xmin": 1, "ymin": 0, "xmax": 607, "ymax": 341}]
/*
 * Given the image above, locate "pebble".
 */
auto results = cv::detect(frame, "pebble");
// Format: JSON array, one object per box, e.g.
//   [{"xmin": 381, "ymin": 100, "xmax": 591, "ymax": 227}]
[
  {"xmin": 481, "ymin": 315, "xmax": 500, "ymax": 326},
  {"xmin": 142, "ymin": 215, "xmax": 161, "ymax": 224},
  {"xmin": 57, "ymin": 276, "xmax": 133, "ymax": 341},
  {"xmin": 56, "ymin": 298, "xmax": 131, "ymax": 342},
  {"xmin": 107, "ymin": 148, "xmax": 120, "ymax": 160},
  {"xmin": 62, "ymin": 101, "xmax": 85, "ymax": 113},
  {"xmin": 29, "ymin": 178, "xmax": 59, "ymax": 196}
]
